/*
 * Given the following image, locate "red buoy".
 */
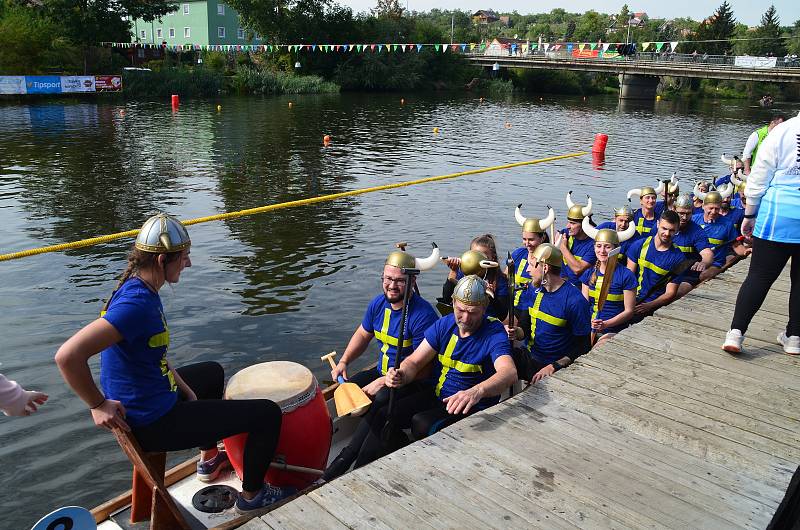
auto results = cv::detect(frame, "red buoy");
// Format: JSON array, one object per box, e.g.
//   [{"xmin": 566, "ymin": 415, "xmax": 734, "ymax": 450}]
[
  {"xmin": 592, "ymin": 133, "xmax": 608, "ymax": 154},
  {"xmin": 171, "ymin": 94, "xmax": 179, "ymax": 108}
]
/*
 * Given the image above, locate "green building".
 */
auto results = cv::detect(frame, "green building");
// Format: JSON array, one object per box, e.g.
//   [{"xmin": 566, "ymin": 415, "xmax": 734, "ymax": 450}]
[{"xmin": 130, "ymin": 1, "xmax": 261, "ymax": 46}]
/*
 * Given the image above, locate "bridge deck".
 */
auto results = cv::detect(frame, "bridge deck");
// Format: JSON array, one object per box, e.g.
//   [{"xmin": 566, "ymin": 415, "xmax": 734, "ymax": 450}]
[
  {"xmin": 466, "ymin": 54, "xmax": 800, "ymax": 83},
  {"xmin": 245, "ymin": 264, "xmax": 797, "ymax": 529}
]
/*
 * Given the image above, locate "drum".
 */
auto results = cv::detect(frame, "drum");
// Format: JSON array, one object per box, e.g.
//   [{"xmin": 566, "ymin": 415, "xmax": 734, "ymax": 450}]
[{"xmin": 223, "ymin": 361, "xmax": 332, "ymax": 489}]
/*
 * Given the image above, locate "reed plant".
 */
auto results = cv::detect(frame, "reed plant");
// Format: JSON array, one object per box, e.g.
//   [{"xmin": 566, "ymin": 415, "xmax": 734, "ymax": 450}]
[
  {"xmin": 122, "ymin": 68, "xmax": 224, "ymax": 97},
  {"xmin": 233, "ymin": 67, "xmax": 340, "ymax": 94}
]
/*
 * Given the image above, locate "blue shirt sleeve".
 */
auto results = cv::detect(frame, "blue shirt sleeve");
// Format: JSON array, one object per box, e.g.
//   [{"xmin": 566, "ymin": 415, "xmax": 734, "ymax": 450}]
[
  {"xmin": 361, "ymin": 296, "xmax": 380, "ymax": 333},
  {"xmin": 570, "ymin": 290, "xmax": 592, "ymax": 336},
  {"xmin": 409, "ymin": 303, "xmax": 438, "ymax": 349},
  {"xmin": 693, "ymin": 227, "xmax": 711, "ymax": 252},
  {"xmin": 621, "ymin": 267, "xmax": 638, "ymax": 291},
  {"xmin": 424, "ymin": 316, "xmax": 445, "ymax": 352},
  {"xmin": 486, "ymin": 322, "xmax": 512, "ymax": 363},
  {"xmin": 576, "ymin": 243, "xmax": 597, "ymax": 265},
  {"xmin": 103, "ymin": 296, "xmax": 147, "ymax": 343},
  {"xmin": 578, "ymin": 268, "xmax": 593, "ymax": 287},
  {"xmin": 624, "ymin": 238, "xmax": 644, "ymax": 262}
]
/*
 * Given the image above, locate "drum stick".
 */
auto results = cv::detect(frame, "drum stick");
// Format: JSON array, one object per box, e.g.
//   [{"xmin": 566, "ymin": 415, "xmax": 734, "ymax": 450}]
[{"xmin": 269, "ymin": 461, "xmax": 324, "ymax": 476}]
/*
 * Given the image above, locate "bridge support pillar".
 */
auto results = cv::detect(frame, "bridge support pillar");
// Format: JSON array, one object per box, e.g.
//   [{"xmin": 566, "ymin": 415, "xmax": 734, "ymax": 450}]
[{"xmin": 618, "ymin": 74, "xmax": 659, "ymax": 100}]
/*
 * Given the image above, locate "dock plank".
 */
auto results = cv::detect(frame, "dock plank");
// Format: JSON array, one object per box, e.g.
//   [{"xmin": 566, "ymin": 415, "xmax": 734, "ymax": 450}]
[{"xmin": 261, "ymin": 264, "xmax": 796, "ymax": 529}]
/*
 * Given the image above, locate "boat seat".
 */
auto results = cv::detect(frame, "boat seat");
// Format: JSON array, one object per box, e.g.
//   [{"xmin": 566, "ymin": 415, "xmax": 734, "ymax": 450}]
[{"xmin": 111, "ymin": 428, "xmax": 191, "ymax": 530}]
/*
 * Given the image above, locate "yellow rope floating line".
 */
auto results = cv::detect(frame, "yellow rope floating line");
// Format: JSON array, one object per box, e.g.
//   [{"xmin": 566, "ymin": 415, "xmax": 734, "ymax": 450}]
[{"xmin": 0, "ymin": 151, "xmax": 587, "ymax": 262}]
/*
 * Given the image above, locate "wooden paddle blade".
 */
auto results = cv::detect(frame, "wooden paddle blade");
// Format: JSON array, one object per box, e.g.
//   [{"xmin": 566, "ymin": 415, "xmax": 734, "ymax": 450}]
[{"xmin": 333, "ymin": 382, "xmax": 371, "ymax": 417}]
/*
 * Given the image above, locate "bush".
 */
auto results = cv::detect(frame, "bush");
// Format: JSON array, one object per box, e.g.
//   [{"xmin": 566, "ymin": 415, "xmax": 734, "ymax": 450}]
[
  {"xmin": 122, "ymin": 68, "xmax": 225, "ymax": 97},
  {"xmin": 232, "ymin": 66, "xmax": 340, "ymax": 94}
]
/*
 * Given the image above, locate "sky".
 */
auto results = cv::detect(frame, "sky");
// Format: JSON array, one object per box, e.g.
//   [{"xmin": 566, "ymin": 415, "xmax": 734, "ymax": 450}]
[{"xmin": 338, "ymin": 0, "xmax": 800, "ymax": 27}]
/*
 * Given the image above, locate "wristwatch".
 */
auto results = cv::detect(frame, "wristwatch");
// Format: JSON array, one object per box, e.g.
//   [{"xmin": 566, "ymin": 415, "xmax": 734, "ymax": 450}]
[{"xmin": 551, "ymin": 361, "xmax": 563, "ymax": 372}]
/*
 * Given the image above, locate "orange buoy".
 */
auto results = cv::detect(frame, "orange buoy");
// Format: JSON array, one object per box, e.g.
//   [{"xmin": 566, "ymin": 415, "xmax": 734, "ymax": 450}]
[
  {"xmin": 323, "ymin": 134, "xmax": 331, "ymax": 146},
  {"xmin": 171, "ymin": 94, "xmax": 179, "ymax": 107},
  {"xmin": 433, "ymin": 127, "xmax": 439, "ymax": 134},
  {"xmin": 592, "ymin": 133, "xmax": 608, "ymax": 154},
  {"xmin": 504, "ymin": 121, "xmax": 512, "ymax": 129}
]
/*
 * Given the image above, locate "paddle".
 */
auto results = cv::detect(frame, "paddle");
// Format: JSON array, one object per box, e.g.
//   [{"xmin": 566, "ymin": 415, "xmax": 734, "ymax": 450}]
[
  {"xmin": 380, "ymin": 266, "xmax": 418, "ymax": 448},
  {"xmin": 591, "ymin": 246, "xmax": 622, "ymax": 346},
  {"xmin": 637, "ymin": 258, "xmax": 696, "ymax": 304},
  {"xmin": 321, "ymin": 351, "xmax": 371, "ymax": 417}
]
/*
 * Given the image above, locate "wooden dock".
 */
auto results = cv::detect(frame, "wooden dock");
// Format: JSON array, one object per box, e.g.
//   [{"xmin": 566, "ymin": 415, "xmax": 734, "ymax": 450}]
[{"xmin": 245, "ymin": 265, "xmax": 798, "ymax": 529}]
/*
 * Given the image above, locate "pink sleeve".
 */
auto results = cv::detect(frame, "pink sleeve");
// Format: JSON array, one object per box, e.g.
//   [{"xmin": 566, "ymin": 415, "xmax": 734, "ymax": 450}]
[{"xmin": 0, "ymin": 373, "xmax": 27, "ymax": 417}]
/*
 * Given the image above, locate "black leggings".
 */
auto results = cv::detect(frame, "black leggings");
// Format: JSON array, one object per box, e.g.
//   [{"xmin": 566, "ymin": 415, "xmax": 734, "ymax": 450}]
[
  {"xmin": 132, "ymin": 362, "xmax": 282, "ymax": 492},
  {"xmin": 730, "ymin": 237, "xmax": 800, "ymax": 336}
]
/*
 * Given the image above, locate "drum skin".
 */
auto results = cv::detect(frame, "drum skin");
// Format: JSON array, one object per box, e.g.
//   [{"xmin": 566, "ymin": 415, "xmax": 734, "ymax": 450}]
[{"xmin": 223, "ymin": 363, "xmax": 332, "ymax": 489}]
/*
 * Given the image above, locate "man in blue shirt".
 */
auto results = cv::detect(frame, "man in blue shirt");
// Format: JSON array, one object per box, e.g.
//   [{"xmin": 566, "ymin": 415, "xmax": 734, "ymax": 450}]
[
  {"xmin": 386, "ymin": 275, "xmax": 517, "ymax": 438},
  {"xmin": 629, "ymin": 185, "xmax": 665, "ymax": 237},
  {"xmin": 324, "ymin": 244, "xmax": 439, "ymax": 480},
  {"xmin": 625, "ymin": 210, "xmax": 687, "ymax": 320},
  {"xmin": 673, "ymin": 194, "xmax": 715, "ymax": 298},
  {"xmin": 508, "ymin": 243, "xmax": 592, "ymax": 384},
  {"xmin": 508, "ymin": 205, "xmax": 555, "ymax": 308},
  {"xmin": 559, "ymin": 192, "xmax": 596, "ymax": 288},
  {"xmin": 693, "ymin": 190, "xmax": 748, "ymax": 281}
]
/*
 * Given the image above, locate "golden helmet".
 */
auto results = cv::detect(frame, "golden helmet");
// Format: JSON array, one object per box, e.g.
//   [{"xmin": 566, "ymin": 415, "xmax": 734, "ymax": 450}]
[
  {"xmin": 613, "ymin": 205, "xmax": 633, "ymax": 219},
  {"xmin": 530, "ymin": 243, "xmax": 563, "ymax": 268},
  {"xmin": 582, "ymin": 216, "xmax": 636, "ymax": 245},
  {"xmin": 695, "ymin": 182, "xmax": 733, "ymax": 205},
  {"xmin": 452, "ymin": 275, "xmax": 489, "ymax": 306},
  {"xmin": 135, "ymin": 213, "xmax": 191, "ymax": 253},
  {"xmin": 459, "ymin": 249, "xmax": 488, "ymax": 276},
  {"xmin": 515, "ymin": 204, "xmax": 555, "ymax": 234},
  {"xmin": 565, "ymin": 191, "xmax": 593, "ymax": 221},
  {"xmin": 385, "ymin": 243, "xmax": 440, "ymax": 270},
  {"xmin": 627, "ymin": 186, "xmax": 657, "ymax": 200},
  {"xmin": 703, "ymin": 191, "xmax": 723, "ymax": 205}
]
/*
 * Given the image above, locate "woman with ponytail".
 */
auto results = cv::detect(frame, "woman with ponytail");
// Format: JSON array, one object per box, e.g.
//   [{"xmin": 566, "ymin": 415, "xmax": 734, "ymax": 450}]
[
  {"xmin": 579, "ymin": 218, "xmax": 638, "ymax": 345},
  {"xmin": 55, "ymin": 214, "xmax": 294, "ymax": 513}
]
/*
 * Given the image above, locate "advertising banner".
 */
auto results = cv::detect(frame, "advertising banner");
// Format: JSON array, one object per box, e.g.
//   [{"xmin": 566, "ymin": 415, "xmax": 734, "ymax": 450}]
[
  {"xmin": 61, "ymin": 76, "xmax": 96, "ymax": 92},
  {"xmin": 25, "ymin": 76, "xmax": 62, "ymax": 94},
  {"xmin": 95, "ymin": 75, "xmax": 122, "ymax": 91},
  {"xmin": 0, "ymin": 76, "xmax": 26, "ymax": 94},
  {"xmin": 734, "ymin": 56, "xmax": 777, "ymax": 69}
]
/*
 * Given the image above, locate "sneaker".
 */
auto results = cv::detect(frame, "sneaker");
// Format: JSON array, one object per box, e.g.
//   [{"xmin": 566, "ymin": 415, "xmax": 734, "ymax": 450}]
[
  {"xmin": 197, "ymin": 450, "xmax": 231, "ymax": 483},
  {"xmin": 235, "ymin": 483, "xmax": 297, "ymax": 514},
  {"xmin": 322, "ymin": 450, "xmax": 356, "ymax": 482},
  {"xmin": 722, "ymin": 329, "xmax": 744, "ymax": 354},
  {"xmin": 778, "ymin": 332, "xmax": 800, "ymax": 355}
]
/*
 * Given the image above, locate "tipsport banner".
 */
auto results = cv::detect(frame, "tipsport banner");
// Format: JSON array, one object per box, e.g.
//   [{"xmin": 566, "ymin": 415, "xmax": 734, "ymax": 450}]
[{"xmin": 0, "ymin": 76, "xmax": 121, "ymax": 95}]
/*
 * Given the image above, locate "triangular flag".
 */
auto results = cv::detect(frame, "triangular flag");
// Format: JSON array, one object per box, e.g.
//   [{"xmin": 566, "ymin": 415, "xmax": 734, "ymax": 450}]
[
  {"xmin": 480, "ymin": 43, "xmax": 486, "ymax": 51},
  {"xmin": 461, "ymin": 44, "xmax": 467, "ymax": 52},
  {"xmin": 642, "ymin": 42, "xmax": 651, "ymax": 50},
  {"xmin": 590, "ymin": 43, "xmax": 597, "ymax": 50},
  {"xmin": 470, "ymin": 43, "xmax": 476, "ymax": 50},
  {"xmin": 655, "ymin": 42, "xmax": 665, "ymax": 51},
  {"xmin": 511, "ymin": 44, "xmax": 517, "ymax": 53},
  {"xmin": 450, "ymin": 44, "xmax": 458, "ymax": 52},
  {"xmin": 357, "ymin": 44, "xmax": 363, "ymax": 52},
  {"xmin": 441, "ymin": 44, "xmax": 447, "ymax": 53},
  {"xmin": 434, "ymin": 44, "xmax": 440, "ymax": 52},
  {"xmin": 312, "ymin": 44, "xmax": 317, "ymax": 51},
  {"xmin": 543, "ymin": 43, "xmax": 549, "ymax": 52},
  {"xmin": 416, "ymin": 43, "xmax": 423, "ymax": 52},
  {"xmin": 670, "ymin": 41, "xmax": 679, "ymax": 52},
  {"xmin": 377, "ymin": 44, "xmax": 383, "ymax": 52},
  {"xmin": 370, "ymin": 44, "xmax": 375, "ymax": 51},
  {"xmin": 578, "ymin": 43, "xmax": 586, "ymax": 51},
  {"xmin": 566, "ymin": 43, "xmax": 573, "ymax": 52}
]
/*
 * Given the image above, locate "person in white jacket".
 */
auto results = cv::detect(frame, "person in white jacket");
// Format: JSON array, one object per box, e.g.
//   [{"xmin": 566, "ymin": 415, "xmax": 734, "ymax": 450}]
[
  {"xmin": 723, "ymin": 114, "xmax": 800, "ymax": 355},
  {"xmin": 0, "ymin": 372, "xmax": 48, "ymax": 417}
]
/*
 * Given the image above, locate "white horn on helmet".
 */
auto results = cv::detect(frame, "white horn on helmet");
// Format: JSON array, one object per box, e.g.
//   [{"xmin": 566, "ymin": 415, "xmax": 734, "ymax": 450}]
[
  {"xmin": 479, "ymin": 260, "xmax": 499, "ymax": 269},
  {"xmin": 693, "ymin": 181, "xmax": 707, "ymax": 201},
  {"xmin": 718, "ymin": 182, "xmax": 735, "ymax": 199},
  {"xmin": 514, "ymin": 204, "xmax": 526, "ymax": 226},
  {"xmin": 414, "ymin": 243, "xmax": 440, "ymax": 270},
  {"xmin": 654, "ymin": 180, "xmax": 665, "ymax": 195},
  {"xmin": 540, "ymin": 207, "xmax": 555, "ymax": 229},
  {"xmin": 566, "ymin": 191, "xmax": 575, "ymax": 209},
  {"xmin": 670, "ymin": 172, "xmax": 678, "ymax": 184},
  {"xmin": 581, "ymin": 216, "xmax": 599, "ymax": 240},
  {"xmin": 618, "ymin": 220, "xmax": 637, "ymax": 242},
  {"xmin": 720, "ymin": 153, "xmax": 733, "ymax": 165},
  {"xmin": 730, "ymin": 172, "xmax": 742, "ymax": 187},
  {"xmin": 627, "ymin": 188, "xmax": 641, "ymax": 200},
  {"xmin": 582, "ymin": 196, "xmax": 593, "ymax": 217}
]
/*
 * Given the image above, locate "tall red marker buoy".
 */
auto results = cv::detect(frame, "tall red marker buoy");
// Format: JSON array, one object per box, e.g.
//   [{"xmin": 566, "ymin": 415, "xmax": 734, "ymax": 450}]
[
  {"xmin": 592, "ymin": 133, "xmax": 608, "ymax": 154},
  {"xmin": 171, "ymin": 94, "xmax": 179, "ymax": 108}
]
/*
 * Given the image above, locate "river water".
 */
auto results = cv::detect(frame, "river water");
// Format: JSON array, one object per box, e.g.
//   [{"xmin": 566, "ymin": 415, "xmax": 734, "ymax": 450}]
[{"xmin": 0, "ymin": 92, "xmax": 795, "ymax": 527}]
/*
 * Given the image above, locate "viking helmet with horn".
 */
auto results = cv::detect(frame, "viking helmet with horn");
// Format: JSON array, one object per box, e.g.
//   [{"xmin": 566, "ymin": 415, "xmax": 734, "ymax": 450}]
[
  {"xmin": 695, "ymin": 182, "xmax": 734, "ymax": 205},
  {"xmin": 581, "ymin": 216, "xmax": 636, "ymax": 246},
  {"xmin": 458, "ymin": 249, "xmax": 498, "ymax": 277},
  {"xmin": 515, "ymin": 204, "xmax": 555, "ymax": 234},
  {"xmin": 530, "ymin": 243, "xmax": 563, "ymax": 268},
  {"xmin": 135, "ymin": 213, "xmax": 191, "ymax": 253},
  {"xmin": 613, "ymin": 205, "xmax": 633, "ymax": 219},
  {"xmin": 565, "ymin": 191, "xmax": 593, "ymax": 221},
  {"xmin": 385, "ymin": 242, "xmax": 440, "ymax": 271},
  {"xmin": 654, "ymin": 173, "xmax": 679, "ymax": 196},
  {"xmin": 627, "ymin": 186, "xmax": 658, "ymax": 201},
  {"xmin": 452, "ymin": 275, "xmax": 490, "ymax": 306}
]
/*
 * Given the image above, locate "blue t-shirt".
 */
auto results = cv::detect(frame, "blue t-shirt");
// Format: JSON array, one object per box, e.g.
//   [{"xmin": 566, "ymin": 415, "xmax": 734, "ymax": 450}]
[
  {"xmin": 632, "ymin": 203, "xmax": 665, "ymax": 237},
  {"xmin": 714, "ymin": 173, "xmax": 732, "ymax": 187},
  {"xmin": 672, "ymin": 221, "xmax": 711, "ymax": 258},
  {"xmin": 624, "ymin": 236, "xmax": 686, "ymax": 303},
  {"xmin": 100, "ymin": 278, "xmax": 177, "ymax": 428},
  {"xmin": 596, "ymin": 221, "xmax": 642, "ymax": 260},
  {"xmin": 694, "ymin": 216, "xmax": 739, "ymax": 267},
  {"xmin": 510, "ymin": 246, "xmax": 532, "ymax": 308},
  {"xmin": 424, "ymin": 314, "xmax": 511, "ymax": 410},
  {"xmin": 517, "ymin": 282, "xmax": 591, "ymax": 365},
  {"xmin": 361, "ymin": 292, "xmax": 438, "ymax": 376},
  {"xmin": 580, "ymin": 265, "xmax": 637, "ymax": 334},
  {"xmin": 561, "ymin": 235, "xmax": 597, "ymax": 288},
  {"xmin": 722, "ymin": 207, "xmax": 745, "ymax": 232}
]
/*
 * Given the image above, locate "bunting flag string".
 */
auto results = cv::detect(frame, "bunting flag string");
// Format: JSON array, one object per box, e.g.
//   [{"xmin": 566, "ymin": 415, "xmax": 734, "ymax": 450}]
[{"xmin": 101, "ymin": 40, "xmax": 684, "ymax": 55}]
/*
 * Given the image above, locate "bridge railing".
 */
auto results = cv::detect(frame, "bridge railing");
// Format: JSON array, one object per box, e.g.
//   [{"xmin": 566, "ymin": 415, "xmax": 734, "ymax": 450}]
[{"xmin": 465, "ymin": 50, "xmax": 800, "ymax": 69}]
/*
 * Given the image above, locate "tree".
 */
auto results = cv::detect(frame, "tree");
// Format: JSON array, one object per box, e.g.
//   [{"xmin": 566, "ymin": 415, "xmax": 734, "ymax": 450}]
[
  {"xmin": 573, "ymin": 10, "xmax": 606, "ymax": 42},
  {"xmin": 747, "ymin": 5, "xmax": 786, "ymax": 56},
  {"xmin": 372, "ymin": 0, "xmax": 404, "ymax": 19},
  {"xmin": 694, "ymin": 1, "xmax": 736, "ymax": 55},
  {"xmin": 789, "ymin": 18, "xmax": 800, "ymax": 56},
  {"xmin": 564, "ymin": 19, "xmax": 576, "ymax": 41}
]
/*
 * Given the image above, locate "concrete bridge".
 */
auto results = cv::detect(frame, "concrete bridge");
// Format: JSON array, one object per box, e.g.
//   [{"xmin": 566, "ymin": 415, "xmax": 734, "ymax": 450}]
[{"xmin": 465, "ymin": 52, "xmax": 800, "ymax": 100}]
